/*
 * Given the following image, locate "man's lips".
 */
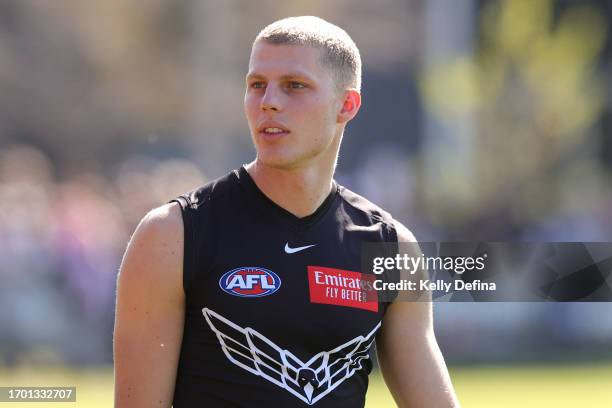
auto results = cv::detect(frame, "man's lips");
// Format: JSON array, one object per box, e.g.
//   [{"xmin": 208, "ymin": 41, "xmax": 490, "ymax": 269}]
[{"xmin": 257, "ymin": 124, "xmax": 290, "ymax": 140}]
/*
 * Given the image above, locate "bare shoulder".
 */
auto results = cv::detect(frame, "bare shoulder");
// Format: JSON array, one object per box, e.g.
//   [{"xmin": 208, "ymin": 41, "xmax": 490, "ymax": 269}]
[
  {"xmin": 392, "ymin": 218, "xmax": 417, "ymax": 243},
  {"xmin": 114, "ymin": 202, "xmax": 185, "ymax": 407},
  {"xmin": 119, "ymin": 202, "xmax": 184, "ymax": 297},
  {"xmin": 391, "ymin": 219, "xmax": 428, "ymax": 301},
  {"xmin": 134, "ymin": 202, "xmax": 183, "ymax": 243}
]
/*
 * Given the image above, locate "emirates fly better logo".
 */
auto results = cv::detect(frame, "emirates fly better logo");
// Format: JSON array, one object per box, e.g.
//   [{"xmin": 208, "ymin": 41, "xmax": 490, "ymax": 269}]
[{"xmin": 307, "ymin": 266, "xmax": 378, "ymax": 312}]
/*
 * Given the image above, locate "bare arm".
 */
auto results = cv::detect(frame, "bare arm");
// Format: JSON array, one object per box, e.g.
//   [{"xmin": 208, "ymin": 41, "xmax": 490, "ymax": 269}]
[
  {"xmin": 376, "ymin": 222, "xmax": 460, "ymax": 407},
  {"xmin": 114, "ymin": 202, "xmax": 185, "ymax": 407}
]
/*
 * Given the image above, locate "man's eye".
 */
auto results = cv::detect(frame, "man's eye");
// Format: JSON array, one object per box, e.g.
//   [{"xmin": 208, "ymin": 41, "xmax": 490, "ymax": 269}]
[
  {"xmin": 288, "ymin": 82, "xmax": 305, "ymax": 89},
  {"xmin": 250, "ymin": 82, "xmax": 265, "ymax": 89}
]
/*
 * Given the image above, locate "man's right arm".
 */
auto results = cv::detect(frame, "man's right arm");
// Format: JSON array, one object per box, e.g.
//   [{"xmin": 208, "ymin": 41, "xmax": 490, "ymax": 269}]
[{"xmin": 114, "ymin": 202, "xmax": 185, "ymax": 407}]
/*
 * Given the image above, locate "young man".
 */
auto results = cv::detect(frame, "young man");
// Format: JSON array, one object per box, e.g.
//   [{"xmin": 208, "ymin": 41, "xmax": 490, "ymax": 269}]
[{"xmin": 114, "ymin": 16, "xmax": 459, "ymax": 407}]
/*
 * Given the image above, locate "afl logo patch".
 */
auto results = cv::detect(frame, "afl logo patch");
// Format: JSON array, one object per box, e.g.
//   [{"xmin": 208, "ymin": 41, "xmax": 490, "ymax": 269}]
[{"xmin": 219, "ymin": 267, "xmax": 281, "ymax": 298}]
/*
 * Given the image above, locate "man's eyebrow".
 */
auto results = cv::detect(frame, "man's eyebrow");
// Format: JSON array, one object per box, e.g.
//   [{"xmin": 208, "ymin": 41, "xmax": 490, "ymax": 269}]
[
  {"xmin": 246, "ymin": 73, "xmax": 265, "ymax": 80},
  {"xmin": 246, "ymin": 72, "xmax": 315, "ymax": 81}
]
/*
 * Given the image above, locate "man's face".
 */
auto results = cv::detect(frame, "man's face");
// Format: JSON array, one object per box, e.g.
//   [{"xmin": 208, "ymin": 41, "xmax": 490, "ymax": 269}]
[{"xmin": 244, "ymin": 42, "xmax": 344, "ymax": 169}]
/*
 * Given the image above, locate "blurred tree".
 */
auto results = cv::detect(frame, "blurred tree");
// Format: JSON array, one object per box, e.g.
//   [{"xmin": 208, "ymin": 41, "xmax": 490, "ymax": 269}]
[
  {"xmin": 0, "ymin": 1, "xmax": 191, "ymax": 171},
  {"xmin": 420, "ymin": 0, "xmax": 610, "ymax": 234}
]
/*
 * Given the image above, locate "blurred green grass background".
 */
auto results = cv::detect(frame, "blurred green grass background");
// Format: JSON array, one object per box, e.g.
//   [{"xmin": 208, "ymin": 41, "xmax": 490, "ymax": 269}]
[{"xmin": 1, "ymin": 363, "xmax": 610, "ymax": 407}]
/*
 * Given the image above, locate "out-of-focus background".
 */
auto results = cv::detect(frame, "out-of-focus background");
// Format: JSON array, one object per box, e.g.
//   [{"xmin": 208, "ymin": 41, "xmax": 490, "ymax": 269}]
[{"xmin": 0, "ymin": 0, "xmax": 611, "ymax": 406}]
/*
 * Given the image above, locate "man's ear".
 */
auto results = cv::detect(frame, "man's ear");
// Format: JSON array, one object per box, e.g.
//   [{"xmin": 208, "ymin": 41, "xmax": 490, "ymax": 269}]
[{"xmin": 337, "ymin": 89, "xmax": 361, "ymax": 124}]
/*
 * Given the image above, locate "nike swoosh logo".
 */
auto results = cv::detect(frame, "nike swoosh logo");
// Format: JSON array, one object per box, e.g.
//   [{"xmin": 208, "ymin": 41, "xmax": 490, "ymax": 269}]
[{"xmin": 284, "ymin": 243, "xmax": 316, "ymax": 254}]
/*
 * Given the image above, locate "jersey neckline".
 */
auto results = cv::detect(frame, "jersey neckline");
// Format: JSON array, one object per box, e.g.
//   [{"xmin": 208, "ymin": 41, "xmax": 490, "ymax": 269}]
[{"xmin": 236, "ymin": 165, "xmax": 339, "ymax": 229}]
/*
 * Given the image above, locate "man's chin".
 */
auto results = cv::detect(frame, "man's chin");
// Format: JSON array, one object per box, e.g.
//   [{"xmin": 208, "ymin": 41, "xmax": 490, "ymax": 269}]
[{"xmin": 256, "ymin": 153, "xmax": 304, "ymax": 171}]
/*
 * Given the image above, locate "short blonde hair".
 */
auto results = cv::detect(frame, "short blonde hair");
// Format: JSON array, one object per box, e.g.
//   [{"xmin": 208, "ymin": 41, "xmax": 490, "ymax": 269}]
[{"xmin": 254, "ymin": 16, "xmax": 362, "ymax": 92}]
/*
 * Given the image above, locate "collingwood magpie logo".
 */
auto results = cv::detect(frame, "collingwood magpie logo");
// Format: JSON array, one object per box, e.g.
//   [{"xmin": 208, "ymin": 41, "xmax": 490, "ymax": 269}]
[{"xmin": 202, "ymin": 308, "xmax": 381, "ymax": 405}]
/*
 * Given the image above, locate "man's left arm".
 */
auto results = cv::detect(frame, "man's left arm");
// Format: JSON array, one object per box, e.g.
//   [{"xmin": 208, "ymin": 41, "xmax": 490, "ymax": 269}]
[{"xmin": 375, "ymin": 221, "xmax": 460, "ymax": 407}]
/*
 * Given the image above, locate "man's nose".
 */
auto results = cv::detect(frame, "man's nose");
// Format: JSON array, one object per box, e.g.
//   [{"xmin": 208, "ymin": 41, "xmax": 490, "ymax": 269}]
[{"xmin": 261, "ymin": 85, "xmax": 282, "ymax": 112}]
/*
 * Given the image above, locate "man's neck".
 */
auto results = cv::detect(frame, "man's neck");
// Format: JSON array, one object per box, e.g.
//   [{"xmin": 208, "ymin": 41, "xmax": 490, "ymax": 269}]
[{"xmin": 245, "ymin": 159, "xmax": 336, "ymax": 218}]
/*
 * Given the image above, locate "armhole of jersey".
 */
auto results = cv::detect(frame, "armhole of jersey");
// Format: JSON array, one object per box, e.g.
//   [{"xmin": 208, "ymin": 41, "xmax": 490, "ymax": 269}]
[
  {"xmin": 170, "ymin": 196, "xmax": 196, "ymax": 295},
  {"xmin": 382, "ymin": 219, "xmax": 400, "ymax": 310},
  {"xmin": 384, "ymin": 219, "xmax": 399, "ymax": 244}
]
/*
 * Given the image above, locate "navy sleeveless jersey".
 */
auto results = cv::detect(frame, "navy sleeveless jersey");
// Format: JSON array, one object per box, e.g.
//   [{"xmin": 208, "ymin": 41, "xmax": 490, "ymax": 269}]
[{"xmin": 171, "ymin": 166, "xmax": 398, "ymax": 407}]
